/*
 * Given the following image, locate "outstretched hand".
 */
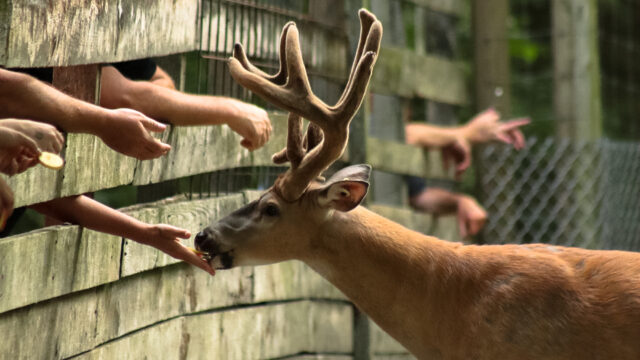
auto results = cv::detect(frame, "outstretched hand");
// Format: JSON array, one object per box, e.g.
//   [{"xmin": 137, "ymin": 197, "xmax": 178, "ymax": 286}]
[
  {"xmin": 463, "ymin": 108, "xmax": 530, "ymax": 150},
  {"xmin": 138, "ymin": 224, "xmax": 216, "ymax": 276},
  {"xmin": 98, "ymin": 108, "xmax": 171, "ymax": 160},
  {"xmin": 0, "ymin": 126, "xmax": 41, "ymax": 175},
  {"xmin": 226, "ymin": 102, "xmax": 272, "ymax": 151},
  {"xmin": 441, "ymin": 136, "xmax": 471, "ymax": 180}
]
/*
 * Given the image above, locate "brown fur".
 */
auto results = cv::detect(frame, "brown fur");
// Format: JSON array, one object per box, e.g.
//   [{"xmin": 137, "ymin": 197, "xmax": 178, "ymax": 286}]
[{"xmin": 200, "ymin": 193, "xmax": 640, "ymax": 360}]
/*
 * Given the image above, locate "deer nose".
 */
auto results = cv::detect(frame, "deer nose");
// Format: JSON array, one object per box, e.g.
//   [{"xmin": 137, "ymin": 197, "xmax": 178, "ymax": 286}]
[{"xmin": 195, "ymin": 231, "xmax": 208, "ymax": 248}]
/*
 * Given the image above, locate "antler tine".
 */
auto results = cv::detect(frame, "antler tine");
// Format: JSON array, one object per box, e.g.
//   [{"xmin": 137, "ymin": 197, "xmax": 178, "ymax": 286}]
[
  {"xmin": 272, "ymin": 113, "xmax": 305, "ymax": 168},
  {"xmin": 338, "ymin": 9, "xmax": 379, "ymax": 105},
  {"xmin": 231, "ymin": 22, "xmax": 294, "ymax": 85},
  {"xmin": 272, "ymin": 120, "xmax": 323, "ymax": 167}
]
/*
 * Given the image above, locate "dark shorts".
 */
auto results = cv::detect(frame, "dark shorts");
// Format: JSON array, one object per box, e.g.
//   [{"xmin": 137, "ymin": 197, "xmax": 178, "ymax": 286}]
[
  {"xmin": 406, "ymin": 176, "xmax": 427, "ymax": 198},
  {"xmin": 10, "ymin": 58, "xmax": 158, "ymax": 83}
]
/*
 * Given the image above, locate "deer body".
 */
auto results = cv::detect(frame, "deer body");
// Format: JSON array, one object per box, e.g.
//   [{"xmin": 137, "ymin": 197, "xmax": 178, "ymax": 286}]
[
  {"xmin": 196, "ymin": 10, "xmax": 640, "ymax": 359},
  {"xmin": 301, "ymin": 206, "xmax": 640, "ymax": 359}
]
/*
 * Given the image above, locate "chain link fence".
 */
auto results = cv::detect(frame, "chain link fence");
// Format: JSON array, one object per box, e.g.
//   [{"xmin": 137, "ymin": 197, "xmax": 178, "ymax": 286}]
[{"xmin": 478, "ymin": 137, "xmax": 640, "ymax": 251}]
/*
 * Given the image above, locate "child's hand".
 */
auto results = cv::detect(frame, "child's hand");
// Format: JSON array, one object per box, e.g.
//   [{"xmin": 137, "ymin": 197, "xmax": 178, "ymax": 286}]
[{"xmin": 139, "ymin": 224, "xmax": 216, "ymax": 276}]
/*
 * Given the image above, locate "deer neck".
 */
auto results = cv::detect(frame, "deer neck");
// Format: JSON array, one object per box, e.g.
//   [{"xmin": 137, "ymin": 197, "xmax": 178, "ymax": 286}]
[{"xmin": 302, "ymin": 206, "xmax": 468, "ymax": 356}]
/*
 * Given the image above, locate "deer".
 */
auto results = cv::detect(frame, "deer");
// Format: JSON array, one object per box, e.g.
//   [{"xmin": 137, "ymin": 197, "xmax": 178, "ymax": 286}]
[{"xmin": 195, "ymin": 9, "xmax": 640, "ymax": 360}]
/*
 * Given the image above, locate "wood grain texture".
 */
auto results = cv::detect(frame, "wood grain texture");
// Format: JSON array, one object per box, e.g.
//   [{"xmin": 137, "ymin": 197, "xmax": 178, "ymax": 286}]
[
  {"xmin": 366, "ymin": 137, "xmax": 446, "ymax": 179},
  {"xmin": 0, "ymin": 226, "xmax": 120, "ymax": 313},
  {"xmin": 372, "ymin": 47, "xmax": 469, "ymax": 105},
  {"xmin": 2, "ymin": 0, "xmax": 198, "ymax": 67},
  {"xmin": 74, "ymin": 301, "xmax": 352, "ymax": 360},
  {"xmin": 0, "ymin": 264, "xmax": 252, "ymax": 359}
]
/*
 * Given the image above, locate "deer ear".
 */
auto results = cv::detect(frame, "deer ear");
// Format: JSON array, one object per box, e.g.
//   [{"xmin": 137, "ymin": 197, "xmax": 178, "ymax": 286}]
[{"xmin": 316, "ymin": 165, "xmax": 371, "ymax": 212}]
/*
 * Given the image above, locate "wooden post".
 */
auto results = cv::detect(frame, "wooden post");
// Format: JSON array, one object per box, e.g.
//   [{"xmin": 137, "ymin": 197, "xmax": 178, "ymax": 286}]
[
  {"xmin": 552, "ymin": 0, "xmax": 602, "ymax": 140},
  {"xmin": 52, "ymin": 65, "xmax": 100, "ymax": 103},
  {"xmin": 472, "ymin": 0, "xmax": 511, "ymax": 115},
  {"xmin": 552, "ymin": 0, "xmax": 603, "ymax": 248}
]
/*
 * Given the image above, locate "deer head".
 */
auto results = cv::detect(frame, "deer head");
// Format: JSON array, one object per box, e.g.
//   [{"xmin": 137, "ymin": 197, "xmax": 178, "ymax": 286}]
[{"xmin": 195, "ymin": 9, "xmax": 382, "ymax": 269}]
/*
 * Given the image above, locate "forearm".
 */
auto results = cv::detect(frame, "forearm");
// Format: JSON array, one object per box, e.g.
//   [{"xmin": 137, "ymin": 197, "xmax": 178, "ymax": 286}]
[
  {"xmin": 113, "ymin": 80, "xmax": 246, "ymax": 126},
  {"xmin": 0, "ymin": 68, "xmax": 110, "ymax": 134},
  {"xmin": 30, "ymin": 195, "xmax": 149, "ymax": 240},
  {"xmin": 405, "ymin": 123, "xmax": 463, "ymax": 148},
  {"xmin": 411, "ymin": 187, "xmax": 462, "ymax": 215}
]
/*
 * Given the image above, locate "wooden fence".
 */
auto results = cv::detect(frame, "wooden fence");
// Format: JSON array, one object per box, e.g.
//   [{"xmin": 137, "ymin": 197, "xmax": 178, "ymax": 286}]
[{"xmin": 0, "ymin": 1, "xmax": 469, "ymax": 359}]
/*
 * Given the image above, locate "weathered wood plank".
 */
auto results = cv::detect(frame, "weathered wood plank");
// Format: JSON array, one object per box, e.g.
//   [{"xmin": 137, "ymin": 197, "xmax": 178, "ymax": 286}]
[
  {"xmin": 2, "ymin": 0, "xmax": 198, "ymax": 68},
  {"xmin": 120, "ymin": 193, "xmax": 246, "ymax": 277},
  {"xmin": 75, "ymin": 301, "xmax": 352, "ymax": 360},
  {"xmin": 60, "ymin": 133, "xmax": 137, "ymax": 197},
  {"xmin": 366, "ymin": 137, "xmax": 446, "ymax": 179},
  {"xmin": 133, "ymin": 113, "xmax": 288, "ymax": 186},
  {"xmin": 0, "ymin": 263, "xmax": 252, "ymax": 359},
  {"xmin": 0, "ymin": 226, "xmax": 120, "ymax": 314},
  {"xmin": 3, "ymin": 164, "xmax": 61, "ymax": 208},
  {"xmin": 371, "ymin": 47, "xmax": 469, "ymax": 105}
]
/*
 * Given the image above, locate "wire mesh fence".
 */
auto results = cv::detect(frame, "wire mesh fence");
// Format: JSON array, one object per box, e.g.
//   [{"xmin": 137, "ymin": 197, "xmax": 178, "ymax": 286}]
[{"xmin": 477, "ymin": 138, "xmax": 640, "ymax": 251}]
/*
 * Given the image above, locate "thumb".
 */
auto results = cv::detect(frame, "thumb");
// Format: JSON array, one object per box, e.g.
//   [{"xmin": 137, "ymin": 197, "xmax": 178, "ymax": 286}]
[{"xmin": 141, "ymin": 117, "xmax": 167, "ymax": 133}]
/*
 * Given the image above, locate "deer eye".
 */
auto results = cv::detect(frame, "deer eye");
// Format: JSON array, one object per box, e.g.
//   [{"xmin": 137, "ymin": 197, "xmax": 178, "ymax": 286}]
[{"xmin": 262, "ymin": 203, "xmax": 280, "ymax": 217}]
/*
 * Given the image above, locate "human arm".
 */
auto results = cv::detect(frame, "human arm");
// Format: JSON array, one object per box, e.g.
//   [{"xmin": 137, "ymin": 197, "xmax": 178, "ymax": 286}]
[
  {"xmin": 409, "ymin": 187, "xmax": 487, "ymax": 238},
  {"xmin": 0, "ymin": 68, "xmax": 170, "ymax": 160},
  {"xmin": 405, "ymin": 109, "xmax": 530, "ymax": 178},
  {"xmin": 30, "ymin": 195, "xmax": 216, "ymax": 275},
  {"xmin": 149, "ymin": 66, "xmax": 176, "ymax": 89},
  {"xmin": 100, "ymin": 66, "xmax": 272, "ymax": 151}
]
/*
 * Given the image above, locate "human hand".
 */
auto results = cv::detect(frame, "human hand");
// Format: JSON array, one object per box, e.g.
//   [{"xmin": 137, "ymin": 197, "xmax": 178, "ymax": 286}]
[
  {"xmin": 98, "ymin": 108, "xmax": 171, "ymax": 160},
  {"xmin": 0, "ymin": 119, "xmax": 64, "ymax": 153},
  {"xmin": 226, "ymin": 102, "xmax": 272, "ymax": 151},
  {"xmin": 456, "ymin": 195, "xmax": 487, "ymax": 238},
  {"xmin": 0, "ymin": 177, "xmax": 14, "ymax": 230},
  {"xmin": 0, "ymin": 126, "xmax": 40, "ymax": 175},
  {"xmin": 137, "ymin": 224, "xmax": 216, "ymax": 276},
  {"xmin": 441, "ymin": 135, "xmax": 471, "ymax": 180},
  {"xmin": 462, "ymin": 108, "xmax": 530, "ymax": 150}
]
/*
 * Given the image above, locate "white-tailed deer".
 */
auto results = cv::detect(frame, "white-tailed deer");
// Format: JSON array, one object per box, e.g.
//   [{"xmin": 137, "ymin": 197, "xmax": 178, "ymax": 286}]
[{"xmin": 195, "ymin": 9, "xmax": 640, "ymax": 359}]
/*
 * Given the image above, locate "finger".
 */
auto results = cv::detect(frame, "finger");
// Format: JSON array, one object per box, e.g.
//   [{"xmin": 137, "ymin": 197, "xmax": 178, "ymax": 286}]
[
  {"xmin": 510, "ymin": 129, "xmax": 526, "ymax": 150},
  {"xmin": 495, "ymin": 132, "xmax": 513, "ymax": 145},
  {"xmin": 501, "ymin": 117, "xmax": 531, "ymax": 131},
  {"xmin": 458, "ymin": 216, "xmax": 468, "ymax": 238},
  {"xmin": 7, "ymin": 159, "xmax": 19, "ymax": 176},
  {"xmin": 141, "ymin": 117, "xmax": 168, "ymax": 133},
  {"xmin": 175, "ymin": 243, "xmax": 216, "ymax": 275},
  {"xmin": 20, "ymin": 135, "xmax": 41, "ymax": 158},
  {"xmin": 240, "ymin": 138, "xmax": 255, "ymax": 151},
  {"xmin": 441, "ymin": 150, "xmax": 451, "ymax": 172},
  {"xmin": 455, "ymin": 154, "xmax": 471, "ymax": 180},
  {"xmin": 165, "ymin": 226, "xmax": 191, "ymax": 239}
]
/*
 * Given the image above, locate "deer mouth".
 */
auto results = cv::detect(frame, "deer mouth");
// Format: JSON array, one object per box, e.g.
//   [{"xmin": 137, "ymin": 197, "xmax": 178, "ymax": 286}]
[{"xmin": 195, "ymin": 243, "xmax": 235, "ymax": 270}]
